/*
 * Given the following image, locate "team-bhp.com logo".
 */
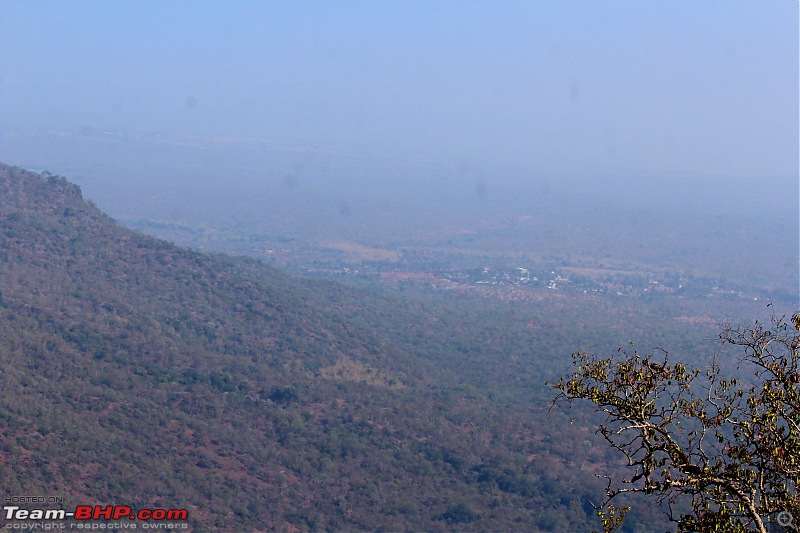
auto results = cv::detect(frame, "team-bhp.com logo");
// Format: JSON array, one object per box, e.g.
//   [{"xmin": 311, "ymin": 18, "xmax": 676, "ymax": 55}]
[
  {"xmin": 4, "ymin": 505, "xmax": 189, "ymax": 529},
  {"xmin": 5, "ymin": 506, "xmax": 188, "ymax": 521}
]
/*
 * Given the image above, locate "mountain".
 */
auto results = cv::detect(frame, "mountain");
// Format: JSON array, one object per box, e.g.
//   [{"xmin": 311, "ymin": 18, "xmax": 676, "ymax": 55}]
[{"xmin": 1, "ymin": 163, "xmax": 711, "ymax": 531}]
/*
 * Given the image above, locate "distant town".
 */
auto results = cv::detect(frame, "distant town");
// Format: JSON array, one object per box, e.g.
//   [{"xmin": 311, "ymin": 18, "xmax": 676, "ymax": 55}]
[{"xmin": 303, "ymin": 262, "xmax": 763, "ymax": 302}]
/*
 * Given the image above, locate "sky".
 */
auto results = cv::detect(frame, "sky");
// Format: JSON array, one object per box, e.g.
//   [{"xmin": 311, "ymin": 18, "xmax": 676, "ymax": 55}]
[{"xmin": 1, "ymin": 0, "xmax": 797, "ymax": 184}]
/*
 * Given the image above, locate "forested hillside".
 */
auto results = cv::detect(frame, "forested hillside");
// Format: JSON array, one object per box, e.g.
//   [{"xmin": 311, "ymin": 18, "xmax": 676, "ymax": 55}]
[{"xmin": 0, "ymin": 163, "xmax": 761, "ymax": 531}]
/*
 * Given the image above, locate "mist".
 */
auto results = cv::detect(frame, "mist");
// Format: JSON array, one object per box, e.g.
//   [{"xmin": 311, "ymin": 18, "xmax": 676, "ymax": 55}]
[
  {"xmin": 1, "ymin": 4, "xmax": 800, "ymax": 528},
  {"xmin": 1, "ymin": 1, "xmax": 797, "ymax": 298},
  {"xmin": 2, "ymin": 2, "xmax": 797, "ymax": 175}
]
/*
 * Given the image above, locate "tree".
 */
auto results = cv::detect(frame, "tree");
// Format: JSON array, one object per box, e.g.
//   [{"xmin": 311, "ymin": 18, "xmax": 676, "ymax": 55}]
[{"xmin": 551, "ymin": 308, "xmax": 800, "ymax": 532}]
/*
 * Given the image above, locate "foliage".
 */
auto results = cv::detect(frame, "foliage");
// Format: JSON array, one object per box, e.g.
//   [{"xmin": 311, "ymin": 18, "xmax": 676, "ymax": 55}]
[
  {"xmin": 1, "ymin": 163, "xmax": 776, "ymax": 530},
  {"xmin": 0, "ymin": 163, "xmax": 619, "ymax": 530},
  {"xmin": 552, "ymin": 308, "xmax": 800, "ymax": 532}
]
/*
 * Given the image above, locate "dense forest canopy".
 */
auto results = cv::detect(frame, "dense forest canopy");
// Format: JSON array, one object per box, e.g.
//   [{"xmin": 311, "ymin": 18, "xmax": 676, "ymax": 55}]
[
  {"xmin": 1, "ymin": 163, "xmax": 789, "ymax": 530},
  {"xmin": 0, "ymin": 3, "xmax": 795, "ymax": 532}
]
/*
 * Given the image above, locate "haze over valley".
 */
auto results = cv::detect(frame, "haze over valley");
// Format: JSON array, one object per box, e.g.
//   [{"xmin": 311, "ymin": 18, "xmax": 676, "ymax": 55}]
[
  {"xmin": 4, "ymin": 128, "xmax": 796, "ymax": 309},
  {"xmin": 0, "ymin": 1, "xmax": 797, "ymax": 531}
]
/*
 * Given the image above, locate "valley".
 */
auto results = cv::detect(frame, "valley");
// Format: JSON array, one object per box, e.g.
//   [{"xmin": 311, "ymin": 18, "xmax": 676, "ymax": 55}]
[{"xmin": 0, "ymin": 162, "xmax": 791, "ymax": 531}]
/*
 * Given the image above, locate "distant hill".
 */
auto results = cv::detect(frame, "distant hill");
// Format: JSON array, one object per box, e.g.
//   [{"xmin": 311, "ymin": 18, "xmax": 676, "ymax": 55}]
[{"xmin": 1, "ymin": 163, "xmax": 726, "ymax": 531}]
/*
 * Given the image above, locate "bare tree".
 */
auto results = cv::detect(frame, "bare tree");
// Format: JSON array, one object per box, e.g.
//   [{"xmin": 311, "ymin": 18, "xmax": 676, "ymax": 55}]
[{"xmin": 551, "ymin": 307, "xmax": 800, "ymax": 532}]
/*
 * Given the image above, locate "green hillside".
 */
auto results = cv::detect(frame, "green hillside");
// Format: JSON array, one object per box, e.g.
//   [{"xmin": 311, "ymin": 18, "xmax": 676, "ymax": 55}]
[{"xmin": 1, "ymin": 163, "xmax": 749, "ymax": 531}]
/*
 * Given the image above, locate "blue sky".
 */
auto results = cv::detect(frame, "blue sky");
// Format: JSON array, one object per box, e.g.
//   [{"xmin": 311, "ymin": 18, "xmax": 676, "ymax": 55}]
[{"xmin": 1, "ymin": 0, "xmax": 797, "ymax": 181}]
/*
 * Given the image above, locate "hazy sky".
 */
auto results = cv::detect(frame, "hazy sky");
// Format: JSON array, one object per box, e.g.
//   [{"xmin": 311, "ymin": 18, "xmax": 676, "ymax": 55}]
[{"xmin": 1, "ymin": 0, "xmax": 797, "ymax": 182}]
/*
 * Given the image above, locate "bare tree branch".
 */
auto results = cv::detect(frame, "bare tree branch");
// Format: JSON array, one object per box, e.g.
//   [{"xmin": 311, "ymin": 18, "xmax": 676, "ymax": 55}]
[{"xmin": 550, "ymin": 309, "xmax": 800, "ymax": 532}]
